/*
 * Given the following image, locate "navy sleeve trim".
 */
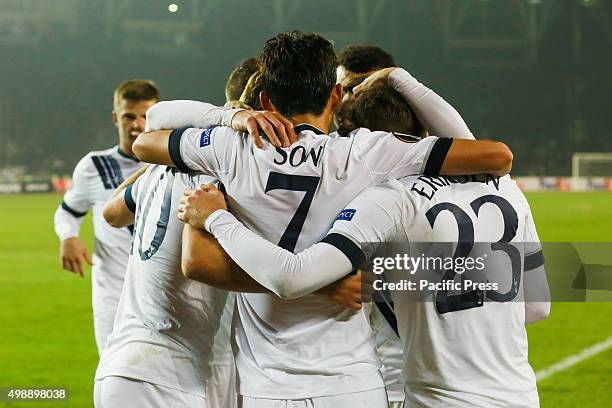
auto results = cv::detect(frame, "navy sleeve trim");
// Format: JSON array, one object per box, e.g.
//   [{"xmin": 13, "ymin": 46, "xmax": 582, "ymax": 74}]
[
  {"xmin": 423, "ymin": 138, "xmax": 453, "ymax": 177},
  {"xmin": 61, "ymin": 201, "xmax": 87, "ymax": 218},
  {"xmin": 525, "ymin": 250, "xmax": 545, "ymax": 271},
  {"xmin": 124, "ymin": 184, "xmax": 137, "ymax": 213},
  {"xmin": 168, "ymin": 127, "xmax": 192, "ymax": 173},
  {"xmin": 321, "ymin": 233, "xmax": 366, "ymax": 270}
]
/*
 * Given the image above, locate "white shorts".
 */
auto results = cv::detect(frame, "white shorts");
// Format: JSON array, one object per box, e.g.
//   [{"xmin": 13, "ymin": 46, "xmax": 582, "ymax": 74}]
[
  {"xmin": 239, "ymin": 388, "xmax": 388, "ymax": 408},
  {"xmin": 94, "ymin": 376, "xmax": 205, "ymax": 408},
  {"xmin": 206, "ymin": 363, "xmax": 237, "ymax": 408}
]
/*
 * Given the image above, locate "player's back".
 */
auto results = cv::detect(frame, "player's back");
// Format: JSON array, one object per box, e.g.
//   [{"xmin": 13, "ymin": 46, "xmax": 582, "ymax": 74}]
[
  {"xmin": 173, "ymin": 124, "xmax": 444, "ymax": 398},
  {"xmin": 392, "ymin": 175, "xmax": 539, "ymax": 407},
  {"xmin": 95, "ymin": 165, "xmax": 227, "ymax": 397},
  {"xmin": 224, "ymin": 126, "xmax": 386, "ymax": 398}
]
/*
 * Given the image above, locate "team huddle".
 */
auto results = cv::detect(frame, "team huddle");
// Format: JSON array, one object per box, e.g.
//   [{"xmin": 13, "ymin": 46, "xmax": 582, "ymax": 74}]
[{"xmin": 54, "ymin": 31, "xmax": 550, "ymax": 408}]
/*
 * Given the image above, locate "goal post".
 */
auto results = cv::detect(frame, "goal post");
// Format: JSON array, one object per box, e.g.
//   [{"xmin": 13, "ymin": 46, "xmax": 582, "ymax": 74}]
[{"xmin": 571, "ymin": 153, "xmax": 612, "ymax": 178}]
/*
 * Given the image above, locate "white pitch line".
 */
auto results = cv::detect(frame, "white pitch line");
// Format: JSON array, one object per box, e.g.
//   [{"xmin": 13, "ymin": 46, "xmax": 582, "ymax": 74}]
[{"xmin": 536, "ymin": 336, "xmax": 612, "ymax": 382}]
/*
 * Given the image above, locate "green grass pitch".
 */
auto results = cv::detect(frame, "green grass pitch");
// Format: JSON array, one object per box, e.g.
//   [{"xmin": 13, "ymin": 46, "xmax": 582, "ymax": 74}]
[{"xmin": 0, "ymin": 192, "xmax": 611, "ymax": 407}]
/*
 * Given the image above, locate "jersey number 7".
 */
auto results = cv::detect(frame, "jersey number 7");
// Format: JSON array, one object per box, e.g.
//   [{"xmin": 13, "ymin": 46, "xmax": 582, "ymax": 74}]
[{"xmin": 265, "ymin": 172, "xmax": 321, "ymax": 252}]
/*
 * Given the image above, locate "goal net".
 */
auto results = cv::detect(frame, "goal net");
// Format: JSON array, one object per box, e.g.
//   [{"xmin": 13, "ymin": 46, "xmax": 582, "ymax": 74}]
[{"xmin": 572, "ymin": 153, "xmax": 612, "ymax": 177}]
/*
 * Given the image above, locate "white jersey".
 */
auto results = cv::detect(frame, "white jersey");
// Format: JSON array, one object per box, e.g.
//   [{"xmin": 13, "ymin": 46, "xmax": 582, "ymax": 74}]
[
  {"xmin": 170, "ymin": 124, "xmax": 451, "ymax": 398},
  {"xmin": 54, "ymin": 145, "xmax": 145, "ymax": 352},
  {"xmin": 366, "ymin": 304, "xmax": 405, "ymax": 403},
  {"xmin": 327, "ymin": 175, "xmax": 544, "ymax": 407},
  {"xmin": 95, "ymin": 165, "xmax": 228, "ymax": 397},
  {"xmin": 55, "ymin": 145, "xmax": 144, "ymax": 247}
]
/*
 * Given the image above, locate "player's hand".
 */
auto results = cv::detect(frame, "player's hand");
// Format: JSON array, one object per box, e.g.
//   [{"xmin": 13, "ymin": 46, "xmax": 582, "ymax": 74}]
[
  {"xmin": 60, "ymin": 237, "xmax": 93, "ymax": 277},
  {"xmin": 319, "ymin": 270, "xmax": 374, "ymax": 310},
  {"xmin": 352, "ymin": 67, "xmax": 398, "ymax": 96},
  {"xmin": 224, "ymin": 100, "xmax": 252, "ymax": 110},
  {"xmin": 178, "ymin": 184, "xmax": 227, "ymax": 229},
  {"xmin": 230, "ymin": 110, "xmax": 297, "ymax": 149}
]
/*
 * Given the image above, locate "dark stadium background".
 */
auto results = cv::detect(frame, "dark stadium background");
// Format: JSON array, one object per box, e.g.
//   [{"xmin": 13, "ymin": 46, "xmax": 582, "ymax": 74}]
[{"xmin": 0, "ymin": 0, "xmax": 610, "ymax": 176}]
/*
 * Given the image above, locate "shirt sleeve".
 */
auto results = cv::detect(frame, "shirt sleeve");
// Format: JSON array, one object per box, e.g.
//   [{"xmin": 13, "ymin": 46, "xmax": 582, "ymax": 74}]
[
  {"xmin": 388, "ymin": 68, "xmax": 475, "ymax": 140},
  {"xmin": 54, "ymin": 156, "xmax": 93, "ymax": 241},
  {"xmin": 123, "ymin": 176, "xmax": 142, "ymax": 213},
  {"xmin": 145, "ymin": 100, "xmax": 243, "ymax": 132},
  {"xmin": 522, "ymin": 207, "xmax": 550, "ymax": 323},
  {"xmin": 324, "ymin": 183, "xmax": 406, "ymax": 262},
  {"xmin": 168, "ymin": 126, "xmax": 235, "ymax": 177},
  {"xmin": 523, "ymin": 209, "xmax": 545, "ymax": 272},
  {"xmin": 353, "ymin": 130, "xmax": 452, "ymax": 184},
  {"xmin": 204, "ymin": 210, "xmax": 354, "ymax": 299}
]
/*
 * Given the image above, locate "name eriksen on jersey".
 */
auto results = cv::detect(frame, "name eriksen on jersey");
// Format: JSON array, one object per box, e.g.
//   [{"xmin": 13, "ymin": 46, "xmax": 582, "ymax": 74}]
[
  {"xmin": 274, "ymin": 145, "xmax": 324, "ymax": 167},
  {"xmin": 411, "ymin": 175, "xmax": 501, "ymax": 200}
]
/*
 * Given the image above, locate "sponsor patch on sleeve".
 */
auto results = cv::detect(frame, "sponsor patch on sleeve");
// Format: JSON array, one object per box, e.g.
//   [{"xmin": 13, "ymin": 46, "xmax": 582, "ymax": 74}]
[
  {"xmin": 336, "ymin": 209, "xmax": 356, "ymax": 222},
  {"xmin": 200, "ymin": 127, "xmax": 214, "ymax": 147},
  {"xmin": 393, "ymin": 132, "xmax": 421, "ymax": 143}
]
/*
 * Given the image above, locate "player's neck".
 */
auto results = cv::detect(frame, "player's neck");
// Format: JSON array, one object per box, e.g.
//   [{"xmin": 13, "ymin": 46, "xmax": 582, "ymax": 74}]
[
  {"xmin": 289, "ymin": 113, "xmax": 331, "ymax": 134},
  {"xmin": 118, "ymin": 141, "xmax": 137, "ymax": 159}
]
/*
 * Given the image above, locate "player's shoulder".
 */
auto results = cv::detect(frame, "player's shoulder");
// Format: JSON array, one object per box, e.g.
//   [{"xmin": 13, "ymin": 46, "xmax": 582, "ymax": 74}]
[
  {"xmin": 349, "ymin": 127, "xmax": 422, "ymax": 143},
  {"xmin": 80, "ymin": 145, "xmax": 121, "ymax": 165},
  {"xmin": 349, "ymin": 180, "xmax": 406, "ymax": 215},
  {"xmin": 87, "ymin": 145, "xmax": 120, "ymax": 158},
  {"xmin": 499, "ymin": 175, "xmax": 532, "ymax": 209},
  {"xmin": 71, "ymin": 146, "xmax": 116, "ymax": 173}
]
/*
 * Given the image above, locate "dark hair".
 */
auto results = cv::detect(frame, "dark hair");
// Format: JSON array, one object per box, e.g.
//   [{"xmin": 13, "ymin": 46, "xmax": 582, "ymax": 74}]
[
  {"xmin": 350, "ymin": 82, "xmax": 422, "ymax": 134},
  {"xmin": 259, "ymin": 31, "xmax": 337, "ymax": 117},
  {"xmin": 113, "ymin": 79, "xmax": 160, "ymax": 108},
  {"xmin": 338, "ymin": 44, "xmax": 396, "ymax": 73},
  {"xmin": 240, "ymin": 71, "xmax": 263, "ymax": 110},
  {"xmin": 225, "ymin": 57, "xmax": 259, "ymax": 102}
]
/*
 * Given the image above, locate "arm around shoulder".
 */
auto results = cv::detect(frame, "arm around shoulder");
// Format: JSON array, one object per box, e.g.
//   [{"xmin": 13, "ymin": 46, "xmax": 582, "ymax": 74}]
[
  {"xmin": 132, "ymin": 130, "xmax": 173, "ymax": 166},
  {"xmin": 440, "ymin": 139, "xmax": 513, "ymax": 177}
]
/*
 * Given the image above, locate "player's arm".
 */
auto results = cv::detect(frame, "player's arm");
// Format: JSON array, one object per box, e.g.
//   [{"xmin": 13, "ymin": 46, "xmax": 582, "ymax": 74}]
[
  {"xmin": 102, "ymin": 165, "xmax": 148, "ymax": 228},
  {"xmin": 181, "ymin": 221, "xmax": 364, "ymax": 309},
  {"xmin": 441, "ymin": 138, "xmax": 513, "ymax": 176},
  {"xmin": 180, "ymin": 184, "xmax": 401, "ymax": 301},
  {"xmin": 522, "ymin": 209, "xmax": 551, "ymax": 324},
  {"xmin": 54, "ymin": 157, "xmax": 94, "ymax": 277},
  {"xmin": 145, "ymin": 100, "xmax": 244, "ymax": 132},
  {"xmin": 355, "ymin": 67, "xmax": 475, "ymax": 140},
  {"xmin": 133, "ymin": 108, "xmax": 296, "ymax": 167},
  {"xmin": 358, "ymin": 131, "xmax": 512, "ymax": 181},
  {"xmin": 178, "ymin": 185, "xmax": 355, "ymax": 297},
  {"xmin": 181, "ymin": 224, "xmax": 268, "ymax": 293},
  {"xmin": 524, "ymin": 263, "xmax": 550, "ymax": 324}
]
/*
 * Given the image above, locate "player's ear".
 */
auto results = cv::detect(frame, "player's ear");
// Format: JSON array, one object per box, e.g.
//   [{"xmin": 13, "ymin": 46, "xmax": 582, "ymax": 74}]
[
  {"xmin": 330, "ymin": 83, "xmax": 343, "ymax": 112},
  {"xmin": 112, "ymin": 110, "xmax": 119, "ymax": 127},
  {"xmin": 260, "ymin": 90, "xmax": 276, "ymax": 112}
]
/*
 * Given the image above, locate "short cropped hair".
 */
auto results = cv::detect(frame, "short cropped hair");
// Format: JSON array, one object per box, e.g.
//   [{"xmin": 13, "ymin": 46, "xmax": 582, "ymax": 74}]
[
  {"xmin": 350, "ymin": 82, "xmax": 421, "ymax": 134},
  {"xmin": 338, "ymin": 44, "xmax": 396, "ymax": 73},
  {"xmin": 225, "ymin": 57, "xmax": 259, "ymax": 102},
  {"xmin": 259, "ymin": 31, "xmax": 337, "ymax": 117},
  {"xmin": 240, "ymin": 71, "xmax": 263, "ymax": 110},
  {"xmin": 113, "ymin": 79, "xmax": 160, "ymax": 109}
]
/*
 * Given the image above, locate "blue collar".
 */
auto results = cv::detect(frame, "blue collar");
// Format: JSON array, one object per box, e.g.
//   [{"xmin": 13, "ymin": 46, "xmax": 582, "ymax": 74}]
[{"xmin": 117, "ymin": 146, "xmax": 140, "ymax": 162}]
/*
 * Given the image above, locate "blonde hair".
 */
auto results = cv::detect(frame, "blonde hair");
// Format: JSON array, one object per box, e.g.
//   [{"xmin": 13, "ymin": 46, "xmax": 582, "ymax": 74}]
[{"xmin": 113, "ymin": 79, "xmax": 160, "ymax": 109}]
